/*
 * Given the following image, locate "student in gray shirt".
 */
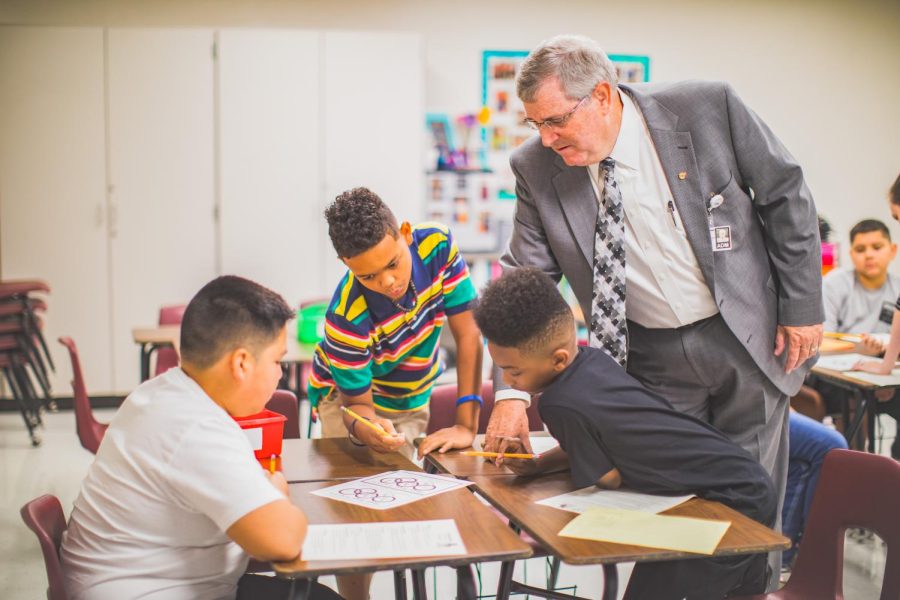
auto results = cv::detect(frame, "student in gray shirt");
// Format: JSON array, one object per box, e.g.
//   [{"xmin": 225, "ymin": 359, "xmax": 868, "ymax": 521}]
[{"xmin": 823, "ymin": 219, "xmax": 899, "ymax": 334}]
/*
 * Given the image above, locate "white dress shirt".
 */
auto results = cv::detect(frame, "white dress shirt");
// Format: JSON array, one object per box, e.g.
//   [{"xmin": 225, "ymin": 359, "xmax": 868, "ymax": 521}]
[{"xmin": 588, "ymin": 91, "xmax": 718, "ymax": 329}]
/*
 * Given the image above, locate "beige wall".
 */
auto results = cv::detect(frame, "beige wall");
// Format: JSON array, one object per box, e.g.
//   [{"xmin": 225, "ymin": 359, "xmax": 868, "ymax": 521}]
[{"xmin": 3, "ymin": 0, "xmax": 899, "ymax": 266}]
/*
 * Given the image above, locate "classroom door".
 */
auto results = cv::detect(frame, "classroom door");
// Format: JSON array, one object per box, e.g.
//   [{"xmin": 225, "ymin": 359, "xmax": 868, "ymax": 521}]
[
  {"xmin": 217, "ymin": 29, "xmax": 322, "ymax": 307},
  {"xmin": 106, "ymin": 28, "xmax": 217, "ymax": 390},
  {"xmin": 0, "ymin": 26, "xmax": 114, "ymax": 393}
]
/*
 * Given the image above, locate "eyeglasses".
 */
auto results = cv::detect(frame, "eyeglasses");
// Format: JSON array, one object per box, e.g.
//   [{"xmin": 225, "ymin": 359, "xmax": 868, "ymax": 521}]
[{"xmin": 523, "ymin": 96, "xmax": 590, "ymax": 131}]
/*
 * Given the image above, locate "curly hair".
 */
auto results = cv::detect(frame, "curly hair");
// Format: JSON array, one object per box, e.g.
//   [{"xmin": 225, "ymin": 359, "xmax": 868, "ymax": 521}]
[
  {"xmin": 474, "ymin": 267, "xmax": 573, "ymax": 354},
  {"xmin": 325, "ymin": 187, "xmax": 398, "ymax": 258}
]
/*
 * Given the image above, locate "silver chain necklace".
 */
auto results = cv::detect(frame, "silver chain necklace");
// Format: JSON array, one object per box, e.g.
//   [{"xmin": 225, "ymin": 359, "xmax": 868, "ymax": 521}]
[{"xmin": 391, "ymin": 279, "xmax": 418, "ymax": 313}]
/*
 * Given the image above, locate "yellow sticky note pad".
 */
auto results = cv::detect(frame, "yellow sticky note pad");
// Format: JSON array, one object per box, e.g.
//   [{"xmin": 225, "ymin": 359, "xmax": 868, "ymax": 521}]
[{"xmin": 558, "ymin": 507, "xmax": 730, "ymax": 555}]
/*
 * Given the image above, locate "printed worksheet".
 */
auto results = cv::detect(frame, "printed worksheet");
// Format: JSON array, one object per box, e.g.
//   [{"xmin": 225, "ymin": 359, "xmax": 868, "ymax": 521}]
[
  {"xmin": 312, "ymin": 470, "xmax": 473, "ymax": 510},
  {"xmin": 301, "ymin": 519, "xmax": 466, "ymax": 560},
  {"xmin": 537, "ymin": 486, "xmax": 694, "ymax": 515}
]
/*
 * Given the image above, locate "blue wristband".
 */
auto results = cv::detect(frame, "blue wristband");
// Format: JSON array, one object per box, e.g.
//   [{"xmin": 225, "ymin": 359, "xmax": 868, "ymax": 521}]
[{"xmin": 456, "ymin": 394, "xmax": 483, "ymax": 407}]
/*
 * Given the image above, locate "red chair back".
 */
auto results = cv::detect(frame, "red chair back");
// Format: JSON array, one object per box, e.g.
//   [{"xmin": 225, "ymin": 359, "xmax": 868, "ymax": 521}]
[
  {"xmin": 426, "ymin": 381, "xmax": 543, "ymax": 435},
  {"xmin": 58, "ymin": 337, "xmax": 108, "ymax": 454},
  {"xmin": 155, "ymin": 304, "xmax": 186, "ymax": 376},
  {"xmin": 20, "ymin": 494, "xmax": 69, "ymax": 600},
  {"xmin": 266, "ymin": 390, "xmax": 300, "ymax": 439},
  {"xmin": 732, "ymin": 449, "xmax": 900, "ymax": 600}
]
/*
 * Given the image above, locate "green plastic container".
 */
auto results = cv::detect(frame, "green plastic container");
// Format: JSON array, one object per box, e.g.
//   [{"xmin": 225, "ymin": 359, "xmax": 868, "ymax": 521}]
[{"xmin": 297, "ymin": 302, "xmax": 328, "ymax": 344}]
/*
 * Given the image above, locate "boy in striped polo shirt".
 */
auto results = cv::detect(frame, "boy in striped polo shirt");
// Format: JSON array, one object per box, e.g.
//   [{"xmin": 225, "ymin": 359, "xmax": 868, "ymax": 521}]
[{"xmin": 309, "ymin": 187, "xmax": 483, "ymax": 459}]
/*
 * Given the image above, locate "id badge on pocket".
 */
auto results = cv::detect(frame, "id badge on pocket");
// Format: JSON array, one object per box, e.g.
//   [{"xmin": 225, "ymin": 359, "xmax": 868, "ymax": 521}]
[{"xmin": 710, "ymin": 225, "xmax": 733, "ymax": 251}]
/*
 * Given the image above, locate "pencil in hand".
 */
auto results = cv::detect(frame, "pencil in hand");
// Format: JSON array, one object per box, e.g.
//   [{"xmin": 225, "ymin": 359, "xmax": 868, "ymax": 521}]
[
  {"xmin": 461, "ymin": 450, "xmax": 536, "ymax": 460},
  {"xmin": 340, "ymin": 405, "xmax": 399, "ymax": 438}
]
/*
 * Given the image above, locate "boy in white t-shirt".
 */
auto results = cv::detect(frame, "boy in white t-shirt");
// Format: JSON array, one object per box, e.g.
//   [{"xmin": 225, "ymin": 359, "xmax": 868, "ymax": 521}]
[{"xmin": 60, "ymin": 276, "xmax": 342, "ymax": 600}]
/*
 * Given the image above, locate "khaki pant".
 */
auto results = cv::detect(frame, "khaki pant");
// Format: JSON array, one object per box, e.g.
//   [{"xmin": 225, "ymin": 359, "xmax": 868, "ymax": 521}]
[{"xmin": 317, "ymin": 390, "xmax": 430, "ymax": 443}]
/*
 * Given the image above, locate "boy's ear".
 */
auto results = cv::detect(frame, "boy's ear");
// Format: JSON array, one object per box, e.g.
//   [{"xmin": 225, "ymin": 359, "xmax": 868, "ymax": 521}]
[
  {"xmin": 400, "ymin": 221, "xmax": 413, "ymax": 244},
  {"xmin": 228, "ymin": 347, "xmax": 253, "ymax": 382},
  {"xmin": 551, "ymin": 347, "xmax": 570, "ymax": 371}
]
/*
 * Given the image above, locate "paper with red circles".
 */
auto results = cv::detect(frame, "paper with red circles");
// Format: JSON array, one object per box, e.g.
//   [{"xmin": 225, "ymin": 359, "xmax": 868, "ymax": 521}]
[{"xmin": 312, "ymin": 470, "xmax": 474, "ymax": 510}]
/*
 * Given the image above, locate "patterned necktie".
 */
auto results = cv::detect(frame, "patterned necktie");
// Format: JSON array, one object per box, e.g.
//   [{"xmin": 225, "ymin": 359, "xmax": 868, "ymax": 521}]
[{"xmin": 589, "ymin": 157, "xmax": 628, "ymax": 366}]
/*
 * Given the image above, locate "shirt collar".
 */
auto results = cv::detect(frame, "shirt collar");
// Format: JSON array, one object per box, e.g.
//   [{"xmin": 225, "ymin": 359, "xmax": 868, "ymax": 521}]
[{"xmin": 607, "ymin": 90, "xmax": 641, "ymax": 172}]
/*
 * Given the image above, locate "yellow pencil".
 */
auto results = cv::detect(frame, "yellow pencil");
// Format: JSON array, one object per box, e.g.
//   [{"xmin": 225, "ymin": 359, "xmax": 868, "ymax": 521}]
[
  {"xmin": 269, "ymin": 454, "xmax": 277, "ymax": 474},
  {"xmin": 462, "ymin": 450, "xmax": 536, "ymax": 459},
  {"xmin": 340, "ymin": 406, "xmax": 393, "ymax": 437},
  {"xmin": 823, "ymin": 331, "xmax": 862, "ymax": 342}
]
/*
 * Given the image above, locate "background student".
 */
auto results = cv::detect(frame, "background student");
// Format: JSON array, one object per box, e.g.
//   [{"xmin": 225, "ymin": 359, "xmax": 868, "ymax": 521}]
[
  {"xmin": 851, "ymin": 174, "xmax": 900, "ymax": 458},
  {"xmin": 60, "ymin": 276, "xmax": 341, "ymax": 600}
]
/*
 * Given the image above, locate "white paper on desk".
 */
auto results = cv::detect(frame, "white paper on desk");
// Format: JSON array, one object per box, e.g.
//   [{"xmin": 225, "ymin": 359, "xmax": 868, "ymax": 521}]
[
  {"xmin": 312, "ymin": 470, "xmax": 473, "ymax": 510},
  {"xmin": 536, "ymin": 486, "xmax": 694, "ymax": 515},
  {"xmin": 815, "ymin": 353, "xmax": 871, "ymax": 371},
  {"xmin": 301, "ymin": 519, "xmax": 466, "ymax": 560}
]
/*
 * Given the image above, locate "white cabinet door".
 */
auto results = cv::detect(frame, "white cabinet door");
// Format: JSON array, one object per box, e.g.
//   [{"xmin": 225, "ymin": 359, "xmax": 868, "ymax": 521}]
[
  {"xmin": 218, "ymin": 29, "xmax": 322, "ymax": 306},
  {"xmin": 0, "ymin": 27, "xmax": 113, "ymax": 393},
  {"xmin": 321, "ymin": 31, "xmax": 424, "ymax": 288},
  {"xmin": 106, "ymin": 28, "xmax": 217, "ymax": 390}
]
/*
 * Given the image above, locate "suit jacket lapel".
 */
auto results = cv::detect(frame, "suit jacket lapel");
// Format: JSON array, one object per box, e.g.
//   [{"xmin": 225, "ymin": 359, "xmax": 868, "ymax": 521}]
[
  {"xmin": 622, "ymin": 85, "xmax": 716, "ymax": 292},
  {"xmin": 552, "ymin": 155, "xmax": 597, "ymax": 268}
]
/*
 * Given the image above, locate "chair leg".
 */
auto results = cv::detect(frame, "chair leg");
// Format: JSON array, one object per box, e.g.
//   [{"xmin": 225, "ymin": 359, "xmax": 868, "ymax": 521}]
[{"xmin": 496, "ymin": 561, "xmax": 515, "ymax": 600}]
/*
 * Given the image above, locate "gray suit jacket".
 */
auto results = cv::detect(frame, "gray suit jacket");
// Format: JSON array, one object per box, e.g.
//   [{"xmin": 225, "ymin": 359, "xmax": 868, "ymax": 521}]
[{"xmin": 501, "ymin": 80, "xmax": 822, "ymax": 396}]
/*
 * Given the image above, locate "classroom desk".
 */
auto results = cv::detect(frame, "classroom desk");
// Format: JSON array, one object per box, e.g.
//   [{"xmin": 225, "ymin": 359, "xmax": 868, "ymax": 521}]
[
  {"xmin": 470, "ymin": 472, "xmax": 790, "ymax": 600},
  {"xmin": 131, "ymin": 326, "xmax": 317, "ymax": 396},
  {"xmin": 274, "ymin": 481, "xmax": 533, "ymax": 600},
  {"xmin": 809, "ymin": 363, "xmax": 899, "ymax": 452},
  {"xmin": 273, "ymin": 438, "xmax": 421, "ymax": 483}
]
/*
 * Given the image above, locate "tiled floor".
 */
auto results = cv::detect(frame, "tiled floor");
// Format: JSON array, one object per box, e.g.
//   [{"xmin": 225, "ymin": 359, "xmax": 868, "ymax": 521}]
[{"xmin": 0, "ymin": 405, "xmax": 890, "ymax": 599}]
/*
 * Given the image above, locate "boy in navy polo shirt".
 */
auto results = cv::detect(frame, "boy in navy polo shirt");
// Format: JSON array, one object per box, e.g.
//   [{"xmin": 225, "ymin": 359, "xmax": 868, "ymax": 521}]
[{"xmin": 474, "ymin": 267, "xmax": 776, "ymax": 600}]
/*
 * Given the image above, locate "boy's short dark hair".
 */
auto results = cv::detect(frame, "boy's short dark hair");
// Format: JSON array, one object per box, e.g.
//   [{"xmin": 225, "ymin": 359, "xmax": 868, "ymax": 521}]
[
  {"xmin": 891, "ymin": 174, "xmax": 900, "ymax": 207},
  {"xmin": 850, "ymin": 219, "xmax": 891, "ymax": 243},
  {"xmin": 180, "ymin": 275, "xmax": 295, "ymax": 369},
  {"xmin": 325, "ymin": 187, "xmax": 399, "ymax": 258},
  {"xmin": 474, "ymin": 267, "xmax": 572, "ymax": 355}
]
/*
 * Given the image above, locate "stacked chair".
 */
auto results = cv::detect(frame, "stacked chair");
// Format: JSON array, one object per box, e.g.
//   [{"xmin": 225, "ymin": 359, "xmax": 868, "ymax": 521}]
[{"xmin": 0, "ymin": 279, "xmax": 54, "ymax": 446}]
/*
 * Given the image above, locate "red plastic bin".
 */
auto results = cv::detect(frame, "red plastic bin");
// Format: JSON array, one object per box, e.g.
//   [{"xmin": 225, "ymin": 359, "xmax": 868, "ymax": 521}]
[{"xmin": 233, "ymin": 409, "xmax": 287, "ymax": 459}]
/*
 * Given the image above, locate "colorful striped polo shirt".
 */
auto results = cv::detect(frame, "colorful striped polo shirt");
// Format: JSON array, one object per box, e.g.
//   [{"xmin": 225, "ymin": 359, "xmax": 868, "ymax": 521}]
[{"xmin": 308, "ymin": 223, "xmax": 477, "ymax": 412}]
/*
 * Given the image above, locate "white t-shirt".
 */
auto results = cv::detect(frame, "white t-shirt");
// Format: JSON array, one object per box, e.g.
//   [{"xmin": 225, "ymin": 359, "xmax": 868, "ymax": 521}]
[
  {"xmin": 60, "ymin": 368, "xmax": 284, "ymax": 600},
  {"xmin": 823, "ymin": 268, "xmax": 900, "ymax": 333}
]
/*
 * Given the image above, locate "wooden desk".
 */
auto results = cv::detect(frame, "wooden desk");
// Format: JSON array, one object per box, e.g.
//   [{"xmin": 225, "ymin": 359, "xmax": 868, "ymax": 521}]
[
  {"xmin": 423, "ymin": 433, "xmax": 555, "ymax": 478},
  {"xmin": 810, "ymin": 363, "xmax": 900, "ymax": 452},
  {"xmin": 471, "ymin": 472, "xmax": 790, "ymax": 600},
  {"xmin": 276, "ymin": 438, "xmax": 421, "ymax": 483},
  {"xmin": 275, "ymin": 480, "xmax": 532, "ymax": 600}
]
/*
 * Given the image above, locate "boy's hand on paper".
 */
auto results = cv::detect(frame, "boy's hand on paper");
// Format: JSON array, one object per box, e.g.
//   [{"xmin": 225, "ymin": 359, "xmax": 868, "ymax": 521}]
[
  {"xmin": 358, "ymin": 416, "xmax": 406, "ymax": 453},
  {"xmin": 852, "ymin": 359, "xmax": 894, "ymax": 375},
  {"xmin": 416, "ymin": 425, "xmax": 476, "ymax": 459},
  {"xmin": 856, "ymin": 334, "xmax": 886, "ymax": 357},
  {"xmin": 266, "ymin": 471, "xmax": 289, "ymax": 497}
]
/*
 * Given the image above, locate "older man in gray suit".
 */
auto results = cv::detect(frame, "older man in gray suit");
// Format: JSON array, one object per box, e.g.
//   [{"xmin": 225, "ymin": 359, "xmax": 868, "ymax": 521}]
[{"xmin": 485, "ymin": 34, "xmax": 823, "ymax": 582}]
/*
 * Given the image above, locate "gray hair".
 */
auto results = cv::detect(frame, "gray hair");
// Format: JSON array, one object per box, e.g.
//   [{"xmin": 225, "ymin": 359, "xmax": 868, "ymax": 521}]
[{"xmin": 517, "ymin": 34, "xmax": 619, "ymax": 102}]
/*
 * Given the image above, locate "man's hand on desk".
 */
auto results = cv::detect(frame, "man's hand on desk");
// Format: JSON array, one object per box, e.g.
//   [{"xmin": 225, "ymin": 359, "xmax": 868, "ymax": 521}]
[
  {"xmin": 483, "ymin": 399, "xmax": 532, "ymax": 466},
  {"xmin": 416, "ymin": 424, "xmax": 476, "ymax": 459}
]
